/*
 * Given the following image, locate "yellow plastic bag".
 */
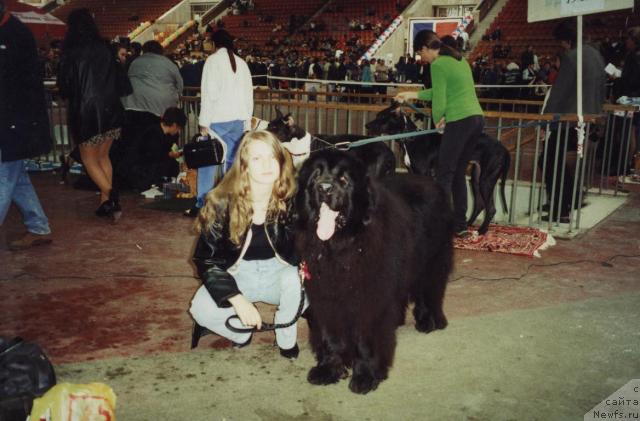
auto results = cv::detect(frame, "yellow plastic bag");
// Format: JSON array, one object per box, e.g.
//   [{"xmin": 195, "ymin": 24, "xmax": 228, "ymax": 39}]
[{"xmin": 30, "ymin": 382, "xmax": 116, "ymax": 421}]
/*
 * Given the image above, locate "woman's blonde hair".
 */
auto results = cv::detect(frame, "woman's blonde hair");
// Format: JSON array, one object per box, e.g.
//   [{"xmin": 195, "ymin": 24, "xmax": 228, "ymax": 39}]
[{"xmin": 196, "ymin": 130, "xmax": 296, "ymax": 246}]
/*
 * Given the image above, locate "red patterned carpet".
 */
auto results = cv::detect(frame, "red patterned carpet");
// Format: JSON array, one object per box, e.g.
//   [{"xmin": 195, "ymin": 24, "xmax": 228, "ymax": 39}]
[{"xmin": 454, "ymin": 225, "xmax": 555, "ymax": 258}]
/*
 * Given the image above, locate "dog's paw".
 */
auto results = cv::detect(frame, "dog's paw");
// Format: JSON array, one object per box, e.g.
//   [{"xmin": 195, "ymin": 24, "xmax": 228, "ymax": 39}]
[
  {"xmin": 307, "ymin": 364, "xmax": 347, "ymax": 385},
  {"xmin": 349, "ymin": 371, "xmax": 380, "ymax": 395}
]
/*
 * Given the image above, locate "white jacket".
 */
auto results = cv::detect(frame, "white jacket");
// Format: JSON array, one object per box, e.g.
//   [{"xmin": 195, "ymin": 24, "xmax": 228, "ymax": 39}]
[{"xmin": 199, "ymin": 48, "xmax": 253, "ymax": 127}]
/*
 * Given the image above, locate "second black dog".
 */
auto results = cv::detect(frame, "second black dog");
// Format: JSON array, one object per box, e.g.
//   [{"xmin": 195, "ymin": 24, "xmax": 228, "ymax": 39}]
[
  {"xmin": 267, "ymin": 107, "xmax": 396, "ymax": 179},
  {"xmin": 366, "ymin": 102, "xmax": 510, "ymax": 235}
]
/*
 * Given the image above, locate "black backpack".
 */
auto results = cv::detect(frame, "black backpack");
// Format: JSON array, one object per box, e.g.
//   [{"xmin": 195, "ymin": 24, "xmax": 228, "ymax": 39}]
[{"xmin": 0, "ymin": 337, "xmax": 56, "ymax": 421}]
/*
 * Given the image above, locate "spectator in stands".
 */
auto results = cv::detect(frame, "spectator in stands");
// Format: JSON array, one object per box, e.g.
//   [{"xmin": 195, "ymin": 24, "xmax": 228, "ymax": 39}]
[
  {"xmin": 547, "ymin": 55, "xmax": 560, "ymax": 84},
  {"xmin": 522, "ymin": 62, "xmax": 537, "ymax": 84},
  {"xmin": 459, "ymin": 29, "xmax": 470, "ymax": 52},
  {"xmin": 405, "ymin": 56, "xmax": 418, "ymax": 83},
  {"xmin": 520, "ymin": 45, "xmax": 535, "ymax": 70},
  {"xmin": 122, "ymin": 40, "xmax": 184, "ymax": 154},
  {"xmin": 613, "ymin": 27, "xmax": 640, "ymax": 156},
  {"xmin": 118, "ymin": 107, "xmax": 186, "ymax": 192},
  {"xmin": 58, "ymin": 8, "xmax": 126, "ymax": 219},
  {"xmin": 395, "ymin": 56, "xmax": 407, "ymax": 83},
  {"xmin": 503, "ymin": 61, "xmax": 521, "ymax": 99},
  {"xmin": 613, "ymin": 27, "xmax": 640, "ymax": 100},
  {"xmin": 375, "ymin": 58, "xmax": 390, "ymax": 97},
  {"xmin": 537, "ymin": 61, "xmax": 551, "ymax": 83},
  {"xmin": 538, "ymin": 19, "xmax": 606, "ymax": 222},
  {"xmin": 0, "ymin": 0, "xmax": 53, "ymax": 250},
  {"xmin": 180, "ymin": 56, "xmax": 205, "ymax": 88},
  {"xmin": 395, "ymin": 30, "xmax": 484, "ymax": 238},
  {"xmin": 185, "ymin": 30, "xmax": 253, "ymax": 218},
  {"xmin": 189, "ymin": 130, "xmax": 304, "ymax": 359},
  {"xmin": 360, "ymin": 58, "xmax": 374, "ymax": 100},
  {"xmin": 115, "ymin": 43, "xmax": 127, "ymax": 66},
  {"xmin": 126, "ymin": 42, "xmax": 142, "ymax": 70}
]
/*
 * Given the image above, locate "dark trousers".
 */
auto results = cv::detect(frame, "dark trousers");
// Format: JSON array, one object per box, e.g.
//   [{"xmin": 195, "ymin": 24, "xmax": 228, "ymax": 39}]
[
  {"xmin": 537, "ymin": 125, "xmax": 579, "ymax": 217},
  {"xmin": 437, "ymin": 115, "xmax": 484, "ymax": 232}
]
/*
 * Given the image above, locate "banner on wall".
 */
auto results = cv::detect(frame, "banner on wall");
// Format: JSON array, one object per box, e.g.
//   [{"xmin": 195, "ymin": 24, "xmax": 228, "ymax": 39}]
[{"xmin": 407, "ymin": 16, "xmax": 472, "ymax": 55}]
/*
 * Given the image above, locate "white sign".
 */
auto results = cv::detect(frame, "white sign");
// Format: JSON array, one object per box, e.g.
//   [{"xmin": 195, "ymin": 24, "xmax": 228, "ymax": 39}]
[{"xmin": 528, "ymin": 0, "xmax": 633, "ymax": 23}]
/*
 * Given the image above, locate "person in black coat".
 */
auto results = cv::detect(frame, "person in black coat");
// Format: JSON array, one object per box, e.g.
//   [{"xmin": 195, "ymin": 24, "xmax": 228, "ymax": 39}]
[
  {"xmin": 57, "ymin": 8, "xmax": 126, "ymax": 220},
  {"xmin": 0, "ymin": 0, "xmax": 53, "ymax": 250},
  {"xmin": 116, "ymin": 107, "xmax": 186, "ymax": 191}
]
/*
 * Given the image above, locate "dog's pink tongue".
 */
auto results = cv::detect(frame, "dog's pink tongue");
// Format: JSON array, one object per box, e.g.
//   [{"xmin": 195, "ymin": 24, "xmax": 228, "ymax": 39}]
[{"xmin": 316, "ymin": 202, "xmax": 338, "ymax": 241}]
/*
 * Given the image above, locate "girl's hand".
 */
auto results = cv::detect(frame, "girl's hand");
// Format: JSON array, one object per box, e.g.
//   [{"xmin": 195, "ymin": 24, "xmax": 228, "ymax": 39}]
[
  {"xmin": 394, "ymin": 91, "xmax": 418, "ymax": 103},
  {"xmin": 228, "ymin": 294, "xmax": 262, "ymax": 329},
  {"xmin": 435, "ymin": 117, "xmax": 446, "ymax": 133}
]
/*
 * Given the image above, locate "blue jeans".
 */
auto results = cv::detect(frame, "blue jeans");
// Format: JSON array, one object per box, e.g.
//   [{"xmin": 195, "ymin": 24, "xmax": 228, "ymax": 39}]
[
  {"xmin": 0, "ymin": 159, "xmax": 51, "ymax": 235},
  {"xmin": 196, "ymin": 120, "xmax": 245, "ymax": 208},
  {"xmin": 189, "ymin": 258, "xmax": 307, "ymax": 349}
]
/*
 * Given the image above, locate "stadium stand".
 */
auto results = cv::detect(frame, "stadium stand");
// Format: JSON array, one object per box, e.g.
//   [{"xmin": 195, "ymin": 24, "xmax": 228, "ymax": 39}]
[
  {"xmin": 472, "ymin": 0, "xmax": 640, "ymax": 63},
  {"xmin": 51, "ymin": 0, "xmax": 183, "ymax": 39}
]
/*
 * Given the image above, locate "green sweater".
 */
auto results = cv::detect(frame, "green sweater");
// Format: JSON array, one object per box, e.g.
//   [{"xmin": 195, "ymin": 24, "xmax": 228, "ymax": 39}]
[{"xmin": 416, "ymin": 56, "xmax": 483, "ymax": 123}]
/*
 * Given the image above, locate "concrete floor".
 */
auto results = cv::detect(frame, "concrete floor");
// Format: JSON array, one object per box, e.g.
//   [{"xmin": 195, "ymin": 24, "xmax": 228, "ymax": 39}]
[{"xmin": 1, "ymin": 172, "xmax": 639, "ymax": 420}]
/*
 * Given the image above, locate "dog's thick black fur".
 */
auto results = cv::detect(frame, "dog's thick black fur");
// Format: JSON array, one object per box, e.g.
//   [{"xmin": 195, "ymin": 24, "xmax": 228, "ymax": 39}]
[
  {"xmin": 366, "ymin": 102, "xmax": 511, "ymax": 235},
  {"xmin": 295, "ymin": 149, "xmax": 453, "ymax": 394},
  {"xmin": 267, "ymin": 107, "xmax": 396, "ymax": 178}
]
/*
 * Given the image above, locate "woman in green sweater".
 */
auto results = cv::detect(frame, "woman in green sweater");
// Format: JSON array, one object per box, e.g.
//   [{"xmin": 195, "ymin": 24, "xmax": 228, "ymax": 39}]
[{"xmin": 395, "ymin": 30, "xmax": 484, "ymax": 238}]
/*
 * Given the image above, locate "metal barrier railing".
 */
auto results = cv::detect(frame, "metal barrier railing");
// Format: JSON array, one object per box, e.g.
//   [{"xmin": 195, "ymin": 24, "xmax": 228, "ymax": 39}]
[{"xmin": 43, "ymin": 86, "xmax": 637, "ymax": 236}]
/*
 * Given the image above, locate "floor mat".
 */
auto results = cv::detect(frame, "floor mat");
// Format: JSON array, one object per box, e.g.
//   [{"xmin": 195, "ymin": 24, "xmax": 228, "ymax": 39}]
[
  {"xmin": 454, "ymin": 224, "xmax": 556, "ymax": 258},
  {"xmin": 140, "ymin": 198, "xmax": 195, "ymax": 212}
]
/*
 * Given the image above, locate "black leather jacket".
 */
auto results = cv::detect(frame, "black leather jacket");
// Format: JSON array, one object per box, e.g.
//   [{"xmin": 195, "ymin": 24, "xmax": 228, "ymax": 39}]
[
  {"xmin": 57, "ymin": 40, "xmax": 124, "ymax": 144},
  {"xmin": 192, "ymin": 197, "xmax": 298, "ymax": 308}
]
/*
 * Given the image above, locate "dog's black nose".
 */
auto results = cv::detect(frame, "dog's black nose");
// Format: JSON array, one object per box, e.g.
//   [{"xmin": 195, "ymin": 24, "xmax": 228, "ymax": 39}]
[{"xmin": 318, "ymin": 182, "xmax": 333, "ymax": 193}]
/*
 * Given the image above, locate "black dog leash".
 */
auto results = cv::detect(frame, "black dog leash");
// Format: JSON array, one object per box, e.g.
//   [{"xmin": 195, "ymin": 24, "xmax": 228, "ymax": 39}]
[{"xmin": 224, "ymin": 287, "xmax": 306, "ymax": 333}]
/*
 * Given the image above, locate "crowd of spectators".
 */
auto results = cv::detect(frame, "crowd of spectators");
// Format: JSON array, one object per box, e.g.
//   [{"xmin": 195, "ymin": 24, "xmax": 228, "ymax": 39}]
[{"xmin": 34, "ymin": 21, "xmax": 636, "ymax": 106}]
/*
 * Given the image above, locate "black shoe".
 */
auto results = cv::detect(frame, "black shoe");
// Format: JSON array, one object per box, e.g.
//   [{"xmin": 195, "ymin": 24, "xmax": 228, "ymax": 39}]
[
  {"xmin": 279, "ymin": 343, "xmax": 299, "ymax": 359},
  {"xmin": 183, "ymin": 206, "xmax": 199, "ymax": 218},
  {"xmin": 109, "ymin": 190, "xmax": 122, "ymax": 222},
  {"xmin": 191, "ymin": 322, "xmax": 213, "ymax": 349},
  {"xmin": 232, "ymin": 335, "xmax": 252, "ymax": 349},
  {"xmin": 95, "ymin": 200, "xmax": 115, "ymax": 217}
]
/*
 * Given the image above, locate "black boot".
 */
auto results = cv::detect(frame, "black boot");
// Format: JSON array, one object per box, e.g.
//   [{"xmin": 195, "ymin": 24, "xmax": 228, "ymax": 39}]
[
  {"xmin": 95, "ymin": 200, "xmax": 114, "ymax": 217},
  {"xmin": 109, "ymin": 189, "xmax": 122, "ymax": 222}
]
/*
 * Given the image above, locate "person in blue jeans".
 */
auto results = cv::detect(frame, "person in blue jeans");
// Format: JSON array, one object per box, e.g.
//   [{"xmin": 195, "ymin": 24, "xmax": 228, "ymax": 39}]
[
  {"xmin": 184, "ymin": 29, "xmax": 254, "ymax": 217},
  {"xmin": 189, "ymin": 130, "xmax": 306, "ymax": 359},
  {"xmin": 0, "ymin": 1, "xmax": 53, "ymax": 251}
]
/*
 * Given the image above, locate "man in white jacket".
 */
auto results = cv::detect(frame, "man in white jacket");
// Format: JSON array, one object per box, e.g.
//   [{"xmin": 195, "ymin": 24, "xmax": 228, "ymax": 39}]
[{"xmin": 185, "ymin": 30, "xmax": 254, "ymax": 217}]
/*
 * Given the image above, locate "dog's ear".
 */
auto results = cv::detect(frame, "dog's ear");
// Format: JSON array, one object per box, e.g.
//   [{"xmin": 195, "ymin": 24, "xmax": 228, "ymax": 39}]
[
  {"xmin": 390, "ymin": 100, "xmax": 401, "ymax": 111},
  {"xmin": 362, "ymin": 176, "xmax": 378, "ymax": 226},
  {"xmin": 275, "ymin": 107, "xmax": 283, "ymax": 120}
]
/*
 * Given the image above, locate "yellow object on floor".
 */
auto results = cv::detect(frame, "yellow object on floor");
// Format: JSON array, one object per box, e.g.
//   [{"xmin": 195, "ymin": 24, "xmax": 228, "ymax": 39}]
[{"xmin": 30, "ymin": 383, "xmax": 116, "ymax": 421}]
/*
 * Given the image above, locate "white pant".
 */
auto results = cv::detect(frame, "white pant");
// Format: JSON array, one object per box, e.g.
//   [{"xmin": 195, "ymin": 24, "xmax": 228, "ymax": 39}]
[{"xmin": 190, "ymin": 258, "xmax": 306, "ymax": 349}]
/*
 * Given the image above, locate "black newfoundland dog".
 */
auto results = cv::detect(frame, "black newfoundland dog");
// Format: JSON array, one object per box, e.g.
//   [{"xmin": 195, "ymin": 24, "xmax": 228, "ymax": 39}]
[{"xmin": 295, "ymin": 149, "xmax": 454, "ymax": 394}]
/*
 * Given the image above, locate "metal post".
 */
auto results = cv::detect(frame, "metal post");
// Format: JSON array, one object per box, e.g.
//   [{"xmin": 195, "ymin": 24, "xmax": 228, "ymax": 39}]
[
  {"xmin": 556, "ymin": 123, "xmax": 571, "ymax": 227},
  {"xmin": 575, "ymin": 122, "xmax": 591, "ymax": 231},
  {"xmin": 599, "ymin": 111, "xmax": 612, "ymax": 194},
  {"xmin": 617, "ymin": 114, "xmax": 633, "ymax": 192},
  {"xmin": 605, "ymin": 115, "xmax": 617, "ymax": 192},
  {"xmin": 528, "ymin": 123, "xmax": 542, "ymax": 226},
  {"xmin": 538, "ymin": 122, "xmax": 551, "ymax": 225},
  {"xmin": 508, "ymin": 119, "xmax": 523, "ymax": 224},
  {"xmin": 548, "ymin": 123, "xmax": 563, "ymax": 230}
]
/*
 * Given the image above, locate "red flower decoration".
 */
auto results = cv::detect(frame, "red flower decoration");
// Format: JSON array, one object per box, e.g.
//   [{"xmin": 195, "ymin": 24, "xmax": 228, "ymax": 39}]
[{"xmin": 299, "ymin": 261, "xmax": 312, "ymax": 282}]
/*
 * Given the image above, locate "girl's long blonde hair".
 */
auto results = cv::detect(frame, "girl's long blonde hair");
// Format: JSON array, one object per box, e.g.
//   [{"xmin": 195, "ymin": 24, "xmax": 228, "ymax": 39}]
[{"xmin": 196, "ymin": 130, "xmax": 296, "ymax": 246}]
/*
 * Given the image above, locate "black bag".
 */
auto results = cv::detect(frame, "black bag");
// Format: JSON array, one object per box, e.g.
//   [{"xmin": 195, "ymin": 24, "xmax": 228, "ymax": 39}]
[
  {"xmin": 183, "ymin": 133, "xmax": 225, "ymax": 169},
  {"xmin": 0, "ymin": 337, "xmax": 56, "ymax": 421}
]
